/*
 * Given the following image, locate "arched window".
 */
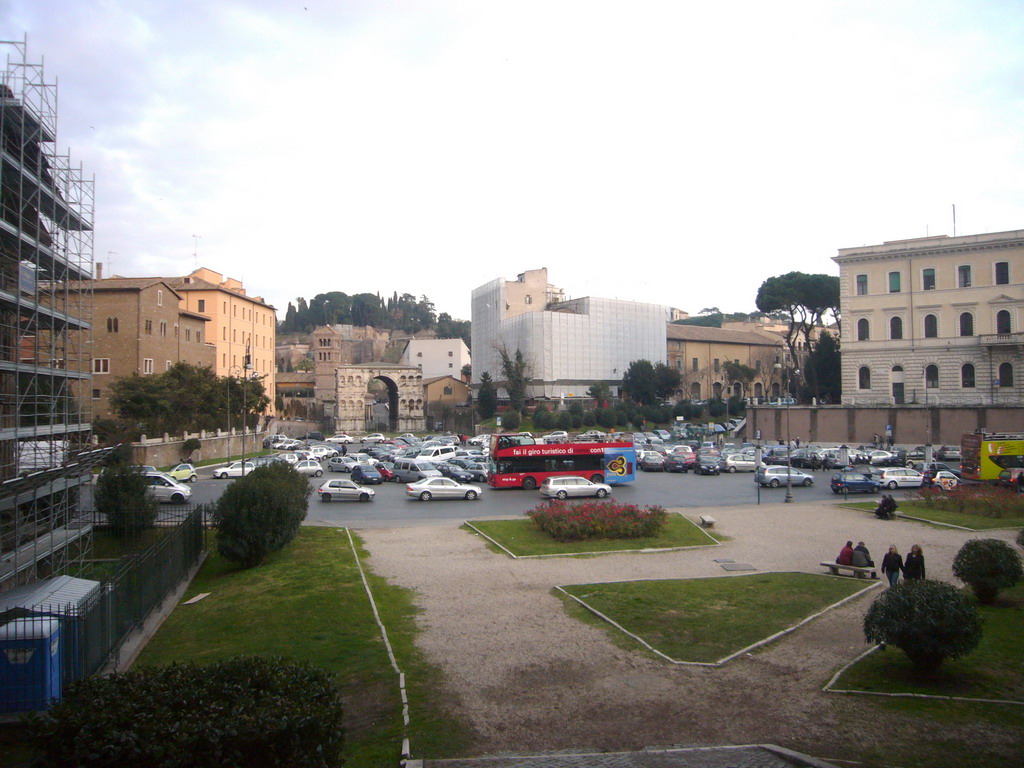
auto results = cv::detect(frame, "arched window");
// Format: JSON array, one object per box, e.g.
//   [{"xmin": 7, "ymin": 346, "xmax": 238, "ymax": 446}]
[
  {"xmin": 925, "ymin": 365, "xmax": 939, "ymax": 388},
  {"xmin": 999, "ymin": 362, "xmax": 1014, "ymax": 388},
  {"xmin": 857, "ymin": 318, "xmax": 869, "ymax": 341},
  {"xmin": 997, "ymin": 309, "xmax": 1012, "ymax": 334},
  {"xmin": 961, "ymin": 363, "xmax": 976, "ymax": 388},
  {"xmin": 890, "ymin": 317, "xmax": 903, "ymax": 340},
  {"xmin": 690, "ymin": 382, "xmax": 701, "ymax": 400},
  {"xmin": 858, "ymin": 367, "xmax": 871, "ymax": 389},
  {"xmin": 959, "ymin": 312, "xmax": 974, "ymax": 337},
  {"xmin": 924, "ymin": 314, "xmax": 938, "ymax": 338}
]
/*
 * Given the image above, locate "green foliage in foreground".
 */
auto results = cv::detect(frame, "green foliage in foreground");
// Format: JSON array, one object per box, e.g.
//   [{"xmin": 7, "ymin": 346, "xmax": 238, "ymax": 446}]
[
  {"xmin": 94, "ymin": 462, "xmax": 157, "ymax": 537},
  {"xmin": 864, "ymin": 580, "xmax": 982, "ymax": 675},
  {"xmin": 560, "ymin": 572, "xmax": 866, "ymax": 663},
  {"xmin": 136, "ymin": 528, "xmax": 471, "ymax": 767},
  {"xmin": 27, "ymin": 657, "xmax": 344, "ymax": 768},
  {"xmin": 840, "ymin": 582, "xmax": 1024, "ymax": 702},
  {"xmin": 952, "ymin": 538, "xmax": 1023, "ymax": 604},
  {"xmin": 467, "ymin": 514, "xmax": 717, "ymax": 557}
]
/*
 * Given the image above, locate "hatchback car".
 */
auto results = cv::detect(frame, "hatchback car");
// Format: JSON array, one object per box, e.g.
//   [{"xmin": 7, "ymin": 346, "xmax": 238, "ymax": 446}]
[
  {"xmin": 663, "ymin": 455, "xmax": 691, "ymax": 473},
  {"xmin": 350, "ymin": 464, "xmax": 383, "ymax": 484},
  {"xmin": 406, "ymin": 476, "xmax": 483, "ymax": 501},
  {"xmin": 328, "ymin": 456, "xmax": 359, "ymax": 472},
  {"xmin": 166, "ymin": 463, "xmax": 199, "ymax": 483},
  {"xmin": 829, "ymin": 471, "xmax": 880, "ymax": 494},
  {"xmin": 756, "ymin": 466, "xmax": 815, "ymax": 488},
  {"xmin": 144, "ymin": 472, "xmax": 192, "ymax": 504},
  {"xmin": 294, "ymin": 459, "xmax": 324, "ymax": 477},
  {"xmin": 877, "ymin": 468, "xmax": 924, "ymax": 489},
  {"xmin": 539, "ymin": 476, "xmax": 611, "ymax": 499},
  {"xmin": 434, "ymin": 461, "xmax": 475, "ymax": 483},
  {"xmin": 213, "ymin": 460, "xmax": 256, "ymax": 479},
  {"xmin": 361, "ymin": 433, "xmax": 387, "ymax": 444},
  {"xmin": 936, "ymin": 445, "xmax": 962, "ymax": 461},
  {"xmin": 694, "ymin": 455, "xmax": 721, "ymax": 476},
  {"xmin": 317, "ymin": 478, "xmax": 374, "ymax": 502},
  {"xmin": 326, "ymin": 433, "xmax": 354, "ymax": 444},
  {"xmin": 639, "ymin": 452, "xmax": 666, "ymax": 472}
]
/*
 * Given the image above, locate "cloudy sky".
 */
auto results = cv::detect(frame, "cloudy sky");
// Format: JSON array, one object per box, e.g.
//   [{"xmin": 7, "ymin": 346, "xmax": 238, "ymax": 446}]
[{"xmin": 3, "ymin": 1, "xmax": 1022, "ymax": 321}]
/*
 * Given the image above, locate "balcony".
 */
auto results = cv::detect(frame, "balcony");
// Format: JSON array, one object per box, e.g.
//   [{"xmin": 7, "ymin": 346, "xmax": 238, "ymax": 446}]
[{"xmin": 978, "ymin": 333, "xmax": 1024, "ymax": 347}]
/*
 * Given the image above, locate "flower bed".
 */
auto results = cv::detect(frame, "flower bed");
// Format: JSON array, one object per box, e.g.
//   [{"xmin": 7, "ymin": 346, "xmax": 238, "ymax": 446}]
[
  {"xmin": 909, "ymin": 484, "xmax": 1024, "ymax": 518},
  {"xmin": 526, "ymin": 499, "xmax": 668, "ymax": 542}
]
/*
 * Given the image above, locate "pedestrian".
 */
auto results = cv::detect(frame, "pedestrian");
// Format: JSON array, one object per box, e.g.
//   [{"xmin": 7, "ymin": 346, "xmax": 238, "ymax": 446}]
[
  {"xmin": 903, "ymin": 544, "xmax": 926, "ymax": 580},
  {"xmin": 881, "ymin": 545, "xmax": 903, "ymax": 587},
  {"xmin": 341, "ymin": 443, "xmax": 347, "ymax": 456}
]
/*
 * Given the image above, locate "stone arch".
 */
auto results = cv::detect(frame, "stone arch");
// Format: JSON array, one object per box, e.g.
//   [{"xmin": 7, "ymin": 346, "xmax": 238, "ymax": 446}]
[{"xmin": 329, "ymin": 364, "xmax": 425, "ymax": 433}]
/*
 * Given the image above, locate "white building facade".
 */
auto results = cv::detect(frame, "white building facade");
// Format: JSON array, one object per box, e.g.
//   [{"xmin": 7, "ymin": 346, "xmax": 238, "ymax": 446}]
[
  {"xmin": 471, "ymin": 269, "xmax": 667, "ymax": 399},
  {"xmin": 401, "ymin": 338, "xmax": 471, "ymax": 380}
]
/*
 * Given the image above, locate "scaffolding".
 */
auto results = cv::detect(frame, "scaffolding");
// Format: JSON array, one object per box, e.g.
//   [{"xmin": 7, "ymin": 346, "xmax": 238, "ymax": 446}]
[{"xmin": 0, "ymin": 38, "xmax": 96, "ymax": 590}]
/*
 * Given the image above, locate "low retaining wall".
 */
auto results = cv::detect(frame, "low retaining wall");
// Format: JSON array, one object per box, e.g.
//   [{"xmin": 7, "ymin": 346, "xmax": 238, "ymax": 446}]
[{"xmin": 131, "ymin": 429, "xmax": 266, "ymax": 468}]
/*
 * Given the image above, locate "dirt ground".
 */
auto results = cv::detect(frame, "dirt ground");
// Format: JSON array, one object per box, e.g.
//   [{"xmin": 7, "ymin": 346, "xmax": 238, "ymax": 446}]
[{"xmin": 358, "ymin": 502, "xmax": 1023, "ymax": 766}]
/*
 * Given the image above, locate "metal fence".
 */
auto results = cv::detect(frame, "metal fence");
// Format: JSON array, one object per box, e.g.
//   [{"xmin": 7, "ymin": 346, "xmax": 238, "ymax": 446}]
[{"xmin": 0, "ymin": 508, "xmax": 204, "ymax": 713}]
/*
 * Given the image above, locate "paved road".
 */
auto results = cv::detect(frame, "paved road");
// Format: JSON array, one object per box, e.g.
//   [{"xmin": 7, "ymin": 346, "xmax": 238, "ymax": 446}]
[{"xmin": 175, "ymin": 461, "xmax": 897, "ymax": 529}]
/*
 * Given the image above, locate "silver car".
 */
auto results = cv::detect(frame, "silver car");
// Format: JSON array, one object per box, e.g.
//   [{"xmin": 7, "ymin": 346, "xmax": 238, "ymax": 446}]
[
  {"xmin": 720, "ymin": 454, "xmax": 758, "ymax": 473},
  {"xmin": 406, "ymin": 477, "xmax": 482, "ymax": 501},
  {"xmin": 213, "ymin": 460, "xmax": 256, "ymax": 479},
  {"xmin": 144, "ymin": 472, "xmax": 192, "ymax": 504},
  {"xmin": 294, "ymin": 459, "xmax": 324, "ymax": 477},
  {"xmin": 317, "ymin": 478, "xmax": 374, "ymax": 502},
  {"xmin": 877, "ymin": 468, "xmax": 925, "ymax": 489},
  {"xmin": 755, "ymin": 466, "xmax": 815, "ymax": 488},
  {"xmin": 540, "ymin": 476, "xmax": 612, "ymax": 499}
]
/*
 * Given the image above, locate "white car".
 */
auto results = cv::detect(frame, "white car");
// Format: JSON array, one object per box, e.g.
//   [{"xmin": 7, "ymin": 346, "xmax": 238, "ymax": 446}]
[
  {"xmin": 361, "ymin": 433, "xmax": 387, "ymax": 444},
  {"xmin": 294, "ymin": 459, "xmax": 324, "ymax": 477},
  {"xmin": 877, "ymin": 468, "xmax": 925, "ymax": 489},
  {"xmin": 308, "ymin": 445, "xmax": 337, "ymax": 459},
  {"xmin": 277, "ymin": 452, "xmax": 301, "ymax": 465},
  {"xmin": 933, "ymin": 470, "xmax": 962, "ymax": 489},
  {"xmin": 213, "ymin": 460, "xmax": 256, "ymax": 479},
  {"xmin": 540, "ymin": 476, "xmax": 612, "ymax": 499},
  {"xmin": 406, "ymin": 476, "xmax": 483, "ymax": 501},
  {"xmin": 543, "ymin": 431, "xmax": 569, "ymax": 443},
  {"xmin": 317, "ymin": 478, "xmax": 374, "ymax": 502},
  {"xmin": 144, "ymin": 472, "xmax": 192, "ymax": 503},
  {"xmin": 326, "ymin": 434, "xmax": 354, "ymax": 444}
]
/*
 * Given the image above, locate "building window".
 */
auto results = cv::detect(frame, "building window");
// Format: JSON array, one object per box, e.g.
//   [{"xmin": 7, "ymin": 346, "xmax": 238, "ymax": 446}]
[
  {"xmin": 145, "ymin": 319, "xmax": 152, "ymax": 334},
  {"xmin": 223, "ymin": 301, "xmax": 227, "ymax": 313},
  {"xmin": 448, "ymin": 350, "xmax": 453, "ymax": 356},
  {"xmin": 995, "ymin": 261, "xmax": 1010, "ymax": 285},
  {"xmin": 159, "ymin": 321, "xmax": 167, "ymax": 336},
  {"xmin": 958, "ymin": 265, "xmax": 972, "ymax": 288},
  {"xmin": 448, "ymin": 363, "xmax": 453, "ymax": 368},
  {"xmin": 524, "ymin": 295, "xmax": 532, "ymax": 304},
  {"xmin": 106, "ymin": 317, "xmax": 118, "ymax": 333},
  {"xmin": 222, "ymin": 353, "xmax": 226, "ymax": 366},
  {"xmin": 858, "ymin": 366, "xmax": 871, "ymax": 389},
  {"xmin": 713, "ymin": 359, "xmax": 720, "ymax": 373},
  {"xmin": 676, "ymin": 359, "xmax": 682, "ymax": 369},
  {"xmin": 890, "ymin": 317, "xmax": 903, "ymax": 340},
  {"xmin": 157, "ymin": 289, "xmax": 163, "ymax": 306},
  {"xmin": 92, "ymin": 358, "xmax": 109, "ymax": 374},
  {"xmin": 924, "ymin": 314, "xmax": 938, "ymax": 338},
  {"xmin": 197, "ymin": 299, "xmax": 205, "ymax": 312},
  {"xmin": 233, "ymin": 305, "xmax": 237, "ymax": 317},
  {"xmin": 961, "ymin": 363, "xmax": 975, "ymax": 388},
  {"xmin": 233, "ymin": 329, "xmax": 237, "ymax": 342},
  {"xmin": 888, "ymin": 272, "xmax": 901, "ymax": 293},
  {"xmin": 91, "ymin": 388, "xmax": 101, "ymax": 399},
  {"xmin": 959, "ymin": 312, "xmax": 974, "ymax": 337},
  {"xmin": 185, "ymin": 328, "xmax": 191, "ymax": 341},
  {"xmin": 692, "ymin": 357, "xmax": 698, "ymax": 372},
  {"xmin": 925, "ymin": 364, "xmax": 939, "ymax": 388},
  {"xmin": 999, "ymin": 362, "xmax": 1014, "ymax": 387},
  {"xmin": 755, "ymin": 359, "xmax": 761, "ymax": 371},
  {"xmin": 443, "ymin": 386, "xmax": 453, "ymax": 395},
  {"xmin": 856, "ymin": 274, "xmax": 868, "ymax": 296},
  {"xmin": 857, "ymin": 318, "xmax": 869, "ymax": 341},
  {"xmin": 143, "ymin": 358, "xmax": 154, "ymax": 375},
  {"xmin": 997, "ymin": 309, "xmax": 1012, "ymax": 334},
  {"xmin": 417, "ymin": 352, "xmax": 422, "ymax": 357},
  {"xmin": 922, "ymin": 268, "xmax": 935, "ymax": 290},
  {"xmin": 196, "ymin": 331, "xmax": 201, "ymax": 343},
  {"xmin": 165, "ymin": 360, "xmax": 172, "ymax": 371}
]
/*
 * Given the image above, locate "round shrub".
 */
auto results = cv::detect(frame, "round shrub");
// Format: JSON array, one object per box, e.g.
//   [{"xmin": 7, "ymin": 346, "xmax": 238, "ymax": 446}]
[
  {"xmin": 29, "ymin": 656, "xmax": 344, "ymax": 768},
  {"xmin": 94, "ymin": 462, "xmax": 157, "ymax": 537},
  {"xmin": 597, "ymin": 407, "xmax": 617, "ymax": 429},
  {"xmin": 532, "ymin": 405, "xmax": 552, "ymax": 430},
  {"xmin": 555, "ymin": 410, "xmax": 573, "ymax": 431},
  {"xmin": 582, "ymin": 410, "xmax": 597, "ymax": 427},
  {"xmin": 863, "ymin": 580, "xmax": 982, "ymax": 675},
  {"xmin": 952, "ymin": 538, "xmax": 1024, "ymax": 604},
  {"xmin": 500, "ymin": 410, "xmax": 521, "ymax": 431}
]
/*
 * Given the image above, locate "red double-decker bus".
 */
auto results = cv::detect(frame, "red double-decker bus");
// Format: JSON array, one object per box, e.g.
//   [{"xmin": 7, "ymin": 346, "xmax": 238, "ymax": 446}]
[{"xmin": 487, "ymin": 433, "xmax": 637, "ymax": 489}]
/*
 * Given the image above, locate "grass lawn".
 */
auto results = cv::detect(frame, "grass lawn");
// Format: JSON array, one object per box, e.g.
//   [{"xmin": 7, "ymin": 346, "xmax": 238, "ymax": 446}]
[
  {"xmin": 559, "ymin": 572, "xmax": 869, "ymax": 663},
  {"xmin": 135, "ymin": 527, "xmax": 471, "ymax": 767},
  {"xmin": 465, "ymin": 514, "xmax": 718, "ymax": 557},
  {"xmin": 834, "ymin": 582, "xmax": 1024, "ymax": 702},
  {"xmin": 841, "ymin": 501, "xmax": 1024, "ymax": 530}
]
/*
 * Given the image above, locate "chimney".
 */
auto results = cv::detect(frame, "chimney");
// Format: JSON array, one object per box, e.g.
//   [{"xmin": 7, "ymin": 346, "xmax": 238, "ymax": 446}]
[{"xmin": 96, "ymin": 262, "xmax": 103, "ymax": 279}]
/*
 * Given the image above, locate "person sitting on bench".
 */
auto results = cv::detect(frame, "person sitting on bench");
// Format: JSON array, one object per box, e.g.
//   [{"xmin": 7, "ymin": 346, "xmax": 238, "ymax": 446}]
[
  {"xmin": 851, "ymin": 541, "xmax": 877, "ymax": 578},
  {"xmin": 837, "ymin": 541, "xmax": 855, "ymax": 566}
]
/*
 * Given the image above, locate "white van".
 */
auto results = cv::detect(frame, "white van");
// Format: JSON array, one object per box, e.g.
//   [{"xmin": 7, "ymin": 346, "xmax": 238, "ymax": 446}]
[
  {"xmin": 392, "ymin": 458, "xmax": 443, "ymax": 483},
  {"xmin": 416, "ymin": 445, "xmax": 458, "ymax": 462}
]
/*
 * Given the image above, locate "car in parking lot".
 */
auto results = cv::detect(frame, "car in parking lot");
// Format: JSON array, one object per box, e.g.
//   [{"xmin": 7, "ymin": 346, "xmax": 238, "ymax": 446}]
[
  {"xmin": 294, "ymin": 459, "xmax": 324, "ymax": 477},
  {"xmin": 317, "ymin": 478, "xmax": 375, "ymax": 502},
  {"xmin": 539, "ymin": 476, "xmax": 611, "ymax": 499},
  {"xmin": 166, "ymin": 463, "xmax": 198, "ymax": 483},
  {"xmin": 213, "ymin": 460, "xmax": 256, "ymax": 479},
  {"xmin": 326, "ymin": 433, "xmax": 354, "ymax": 444},
  {"xmin": 694, "ymin": 455, "xmax": 721, "ymax": 476},
  {"xmin": 406, "ymin": 476, "xmax": 483, "ymax": 501},
  {"xmin": 663, "ymin": 454, "xmax": 691, "ymax": 473},
  {"xmin": 361, "ymin": 433, "xmax": 387, "ymax": 444},
  {"xmin": 638, "ymin": 452, "xmax": 666, "ymax": 472},
  {"xmin": 144, "ymin": 472, "xmax": 192, "ymax": 504},
  {"xmin": 434, "ymin": 461, "xmax": 475, "ymax": 483},
  {"xmin": 829, "ymin": 471, "xmax": 880, "ymax": 494},
  {"xmin": 867, "ymin": 450, "xmax": 896, "ymax": 465},
  {"xmin": 915, "ymin": 462, "xmax": 962, "ymax": 486},
  {"xmin": 877, "ymin": 467, "xmax": 924, "ymax": 489},
  {"xmin": 936, "ymin": 444, "xmax": 962, "ymax": 461},
  {"xmin": 328, "ymin": 456, "xmax": 358, "ymax": 472},
  {"xmin": 756, "ymin": 466, "xmax": 814, "ymax": 488},
  {"xmin": 720, "ymin": 453, "xmax": 758, "ymax": 473},
  {"xmin": 350, "ymin": 464, "xmax": 384, "ymax": 484}
]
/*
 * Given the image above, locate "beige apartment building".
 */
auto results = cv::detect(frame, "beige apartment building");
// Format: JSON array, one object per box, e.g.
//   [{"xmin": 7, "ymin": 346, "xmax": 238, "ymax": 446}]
[
  {"xmin": 666, "ymin": 324, "xmax": 785, "ymax": 401},
  {"xmin": 87, "ymin": 278, "xmax": 215, "ymax": 419},
  {"xmin": 834, "ymin": 229, "xmax": 1024, "ymax": 405},
  {"xmin": 167, "ymin": 268, "xmax": 277, "ymax": 411}
]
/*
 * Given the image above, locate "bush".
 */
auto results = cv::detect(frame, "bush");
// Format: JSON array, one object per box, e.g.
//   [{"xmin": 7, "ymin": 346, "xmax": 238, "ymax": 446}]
[
  {"xmin": 94, "ymin": 463, "xmax": 157, "ymax": 537},
  {"xmin": 28, "ymin": 656, "xmax": 344, "ymax": 768},
  {"xmin": 863, "ymin": 580, "xmax": 982, "ymax": 675},
  {"xmin": 570, "ymin": 411, "xmax": 583, "ymax": 429},
  {"xmin": 708, "ymin": 399, "xmax": 726, "ymax": 418},
  {"xmin": 501, "ymin": 410, "xmax": 521, "ymax": 431},
  {"xmin": 533, "ymin": 405, "xmax": 552, "ymax": 430},
  {"xmin": 908, "ymin": 484, "xmax": 1024, "ymax": 518},
  {"xmin": 952, "ymin": 538, "xmax": 1024, "ymax": 604},
  {"xmin": 555, "ymin": 410, "xmax": 572, "ymax": 431},
  {"xmin": 597, "ymin": 407, "xmax": 617, "ymax": 429},
  {"xmin": 582, "ymin": 410, "xmax": 596, "ymax": 427},
  {"xmin": 181, "ymin": 437, "xmax": 201, "ymax": 459},
  {"xmin": 211, "ymin": 462, "xmax": 309, "ymax": 568},
  {"xmin": 568, "ymin": 402, "xmax": 584, "ymax": 417},
  {"xmin": 527, "ymin": 499, "xmax": 668, "ymax": 542}
]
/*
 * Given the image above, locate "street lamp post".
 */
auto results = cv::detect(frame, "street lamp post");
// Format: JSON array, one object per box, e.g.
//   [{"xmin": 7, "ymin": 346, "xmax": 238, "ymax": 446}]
[{"xmin": 774, "ymin": 360, "xmax": 801, "ymax": 503}]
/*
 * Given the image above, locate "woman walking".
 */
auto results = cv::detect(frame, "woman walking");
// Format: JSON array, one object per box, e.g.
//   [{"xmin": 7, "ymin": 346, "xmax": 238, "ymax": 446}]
[
  {"xmin": 881, "ymin": 545, "xmax": 903, "ymax": 587},
  {"xmin": 903, "ymin": 544, "xmax": 926, "ymax": 580}
]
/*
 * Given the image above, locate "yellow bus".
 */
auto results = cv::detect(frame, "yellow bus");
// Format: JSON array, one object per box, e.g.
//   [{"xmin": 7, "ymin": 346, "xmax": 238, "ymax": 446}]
[{"xmin": 961, "ymin": 432, "xmax": 1024, "ymax": 482}]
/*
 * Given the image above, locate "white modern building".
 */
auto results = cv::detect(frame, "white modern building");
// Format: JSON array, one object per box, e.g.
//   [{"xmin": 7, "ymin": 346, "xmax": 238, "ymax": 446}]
[
  {"xmin": 471, "ymin": 269, "xmax": 668, "ymax": 399},
  {"xmin": 401, "ymin": 338, "xmax": 471, "ymax": 380}
]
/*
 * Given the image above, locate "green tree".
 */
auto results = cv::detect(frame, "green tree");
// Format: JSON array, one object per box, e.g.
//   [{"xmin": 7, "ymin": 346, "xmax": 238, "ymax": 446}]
[
  {"xmin": 555, "ymin": 411, "xmax": 573, "ymax": 431},
  {"xmin": 212, "ymin": 463, "xmax": 309, "ymax": 568},
  {"xmin": 587, "ymin": 381, "xmax": 611, "ymax": 408},
  {"xmin": 722, "ymin": 361, "xmax": 756, "ymax": 395},
  {"xmin": 94, "ymin": 463, "xmax": 157, "ymax": 537},
  {"xmin": 476, "ymin": 373, "xmax": 497, "ymax": 419},
  {"xmin": 496, "ymin": 346, "xmax": 530, "ymax": 412},
  {"xmin": 621, "ymin": 360, "xmax": 658, "ymax": 406},
  {"xmin": 802, "ymin": 331, "xmax": 841, "ymax": 403},
  {"xmin": 654, "ymin": 362, "xmax": 681, "ymax": 400},
  {"xmin": 755, "ymin": 272, "xmax": 840, "ymax": 365},
  {"xmin": 952, "ymin": 538, "xmax": 1024, "ymax": 604},
  {"xmin": 501, "ymin": 410, "xmax": 521, "ymax": 431}
]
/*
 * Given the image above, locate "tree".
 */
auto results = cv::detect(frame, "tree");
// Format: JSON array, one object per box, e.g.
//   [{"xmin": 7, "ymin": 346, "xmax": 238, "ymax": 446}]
[
  {"xmin": 501, "ymin": 410, "xmax": 521, "ymax": 431},
  {"xmin": 476, "ymin": 373, "xmax": 497, "ymax": 419},
  {"xmin": 496, "ymin": 345, "xmax": 530, "ymax": 412},
  {"xmin": 94, "ymin": 463, "xmax": 157, "ymax": 537},
  {"xmin": 460, "ymin": 363, "xmax": 472, "ymax": 382},
  {"xmin": 952, "ymin": 538, "xmax": 1024, "ymax": 604},
  {"xmin": 802, "ymin": 331, "xmax": 841, "ymax": 403},
  {"xmin": 755, "ymin": 272, "xmax": 840, "ymax": 367},
  {"xmin": 653, "ymin": 363, "xmax": 681, "ymax": 401},
  {"xmin": 722, "ymin": 361, "xmax": 756, "ymax": 398},
  {"xmin": 621, "ymin": 360, "xmax": 658, "ymax": 406},
  {"xmin": 863, "ymin": 580, "xmax": 982, "ymax": 675},
  {"xmin": 212, "ymin": 463, "xmax": 309, "ymax": 568},
  {"xmin": 587, "ymin": 381, "xmax": 611, "ymax": 408}
]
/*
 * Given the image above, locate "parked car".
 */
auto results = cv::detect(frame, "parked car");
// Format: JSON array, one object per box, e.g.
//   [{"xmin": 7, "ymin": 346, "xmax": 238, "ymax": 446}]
[
  {"xmin": 694, "ymin": 455, "xmax": 721, "ymax": 476},
  {"xmin": 721, "ymin": 454, "xmax": 758, "ymax": 473},
  {"xmin": 376, "ymin": 461, "xmax": 395, "ymax": 481},
  {"xmin": 144, "ymin": 472, "xmax": 192, "ymax": 504},
  {"xmin": 867, "ymin": 450, "xmax": 895, "ymax": 465},
  {"xmin": 406, "ymin": 476, "xmax": 482, "ymax": 501},
  {"xmin": 915, "ymin": 462, "xmax": 963, "ymax": 486},
  {"xmin": 539, "ymin": 475, "xmax": 612, "ymax": 499},
  {"xmin": 326, "ymin": 433, "xmax": 354, "ymax": 444},
  {"xmin": 877, "ymin": 467, "xmax": 925, "ymax": 489},
  {"xmin": 663, "ymin": 455, "xmax": 691, "ymax": 473},
  {"xmin": 166, "ymin": 463, "xmax": 199, "ymax": 483},
  {"xmin": 995, "ymin": 467, "xmax": 1024, "ymax": 488},
  {"xmin": 638, "ymin": 452, "xmax": 666, "ymax": 472},
  {"xmin": 653, "ymin": 429, "xmax": 672, "ymax": 442},
  {"xmin": 328, "ymin": 456, "xmax": 358, "ymax": 472},
  {"xmin": 936, "ymin": 445, "xmax": 962, "ymax": 461},
  {"xmin": 543, "ymin": 431, "xmax": 569, "ymax": 443},
  {"xmin": 932, "ymin": 470, "xmax": 963, "ymax": 489},
  {"xmin": 361, "ymin": 433, "xmax": 387, "ymax": 444},
  {"xmin": 829, "ymin": 471, "xmax": 880, "ymax": 494},
  {"xmin": 294, "ymin": 459, "xmax": 324, "ymax": 477},
  {"xmin": 308, "ymin": 445, "xmax": 338, "ymax": 459},
  {"xmin": 434, "ymin": 461, "xmax": 475, "ymax": 483},
  {"xmin": 317, "ymin": 478, "xmax": 374, "ymax": 502},
  {"xmin": 213, "ymin": 460, "xmax": 255, "ymax": 479},
  {"xmin": 350, "ymin": 464, "xmax": 384, "ymax": 484},
  {"xmin": 756, "ymin": 466, "xmax": 815, "ymax": 488},
  {"xmin": 263, "ymin": 434, "xmax": 288, "ymax": 448},
  {"xmin": 391, "ymin": 458, "xmax": 443, "ymax": 483}
]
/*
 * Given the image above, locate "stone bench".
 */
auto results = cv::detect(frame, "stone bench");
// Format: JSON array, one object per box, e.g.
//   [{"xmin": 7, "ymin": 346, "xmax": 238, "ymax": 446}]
[
  {"xmin": 820, "ymin": 561, "xmax": 876, "ymax": 579},
  {"xmin": 699, "ymin": 515, "xmax": 716, "ymax": 528}
]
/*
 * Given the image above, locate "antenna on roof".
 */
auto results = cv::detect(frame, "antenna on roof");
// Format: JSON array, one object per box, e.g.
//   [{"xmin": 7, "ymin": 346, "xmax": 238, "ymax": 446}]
[
  {"xmin": 192, "ymin": 234, "xmax": 201, "ymax": 269},
  {"xmin": 952, "ymin": 204, "xmax": 956, "ymax": 237},
  {"xmin": 106, "ymin": 251, "xmax": 116, "ymax": 276}
]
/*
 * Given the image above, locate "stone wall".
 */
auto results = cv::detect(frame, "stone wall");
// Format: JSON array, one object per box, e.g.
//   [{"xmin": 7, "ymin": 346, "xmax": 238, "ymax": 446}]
[{"xmin": 130, "ymin": 428, "xmax": 267, "ymax": 468}]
